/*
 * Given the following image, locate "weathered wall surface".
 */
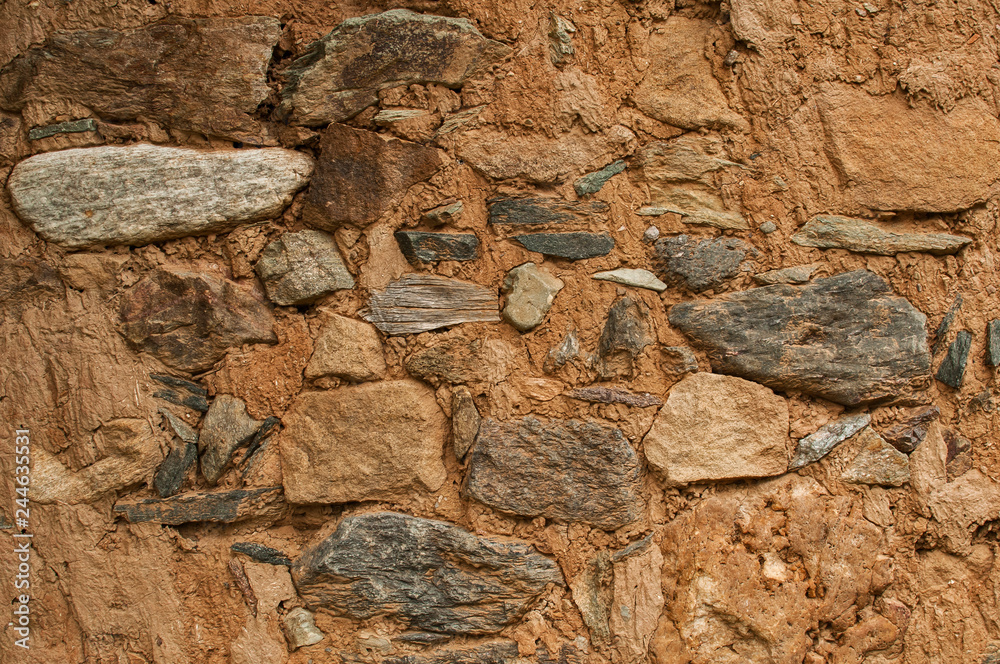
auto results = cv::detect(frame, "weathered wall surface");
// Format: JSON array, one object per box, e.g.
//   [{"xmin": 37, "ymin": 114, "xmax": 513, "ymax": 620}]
[{"xmin": 2, "ymin": 0, "xmax": 1000, "ymax": 662}]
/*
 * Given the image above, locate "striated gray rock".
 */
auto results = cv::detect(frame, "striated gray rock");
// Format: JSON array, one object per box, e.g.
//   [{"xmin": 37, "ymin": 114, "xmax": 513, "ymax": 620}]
[
  {"xmin": 598, "ymin": 297, "xmax": 652, "ymax": 377},
  {"xmin": 592, "ymin": 268, "xmax": 667, "ymax": 292},
  {"xmin": 488, "ymin": 197, "xmax": 609, "ymax": 226},
  {"xmin": 668, "ymin": 270, "xmax": 931, "ymax": 406},
  {"xmin": 114, "ymin": 487, "xmax": 286, "ymax": 525},
  {"xmin": 514, "ymin": 232, "xmax": 614, "ymax": 260},
  {"xmin": 841, "ymin": 429, "xmax": 910, "ymax": 487},
  {"xmin": 501, "ymin": 263, "xmax": 564, "ymax": 332},
  {"xmin": 565, "ymin": 386, "xmax": 662, "ymax": 408},
  {"xmin": 255, "ymin": 230, "xmax": 353, "ymax": 305},
  {"xmin": 120, "ymin": 269, "xmax": 277, "ymax": 373},
  {"xmin": 464, "ymin": 417, "xmax": 643, "ymax": 530},
  {"xmin": 278, "ymin": 10, "xmax": 510, "ymax": 125},
  {"xmin": 936, "ymin": 331, "xmax": 972, "ymax": 389},
  {"xmin": 791, "ymin": 215, "xmax": 971, "ymax": 256},
  {"xmin": 199, "ymin": 395, "xmax": 262, "ymax": 485},
  {"xmin": 422, "ymin": 200, "xmax": 464, "ymax": 226},
  {"xmin": 395, "ymin": 231, "xmax": 479, "ymax": 263},
  {"xmin": 789, "ymin": 413, "xmax": 871, "ymax": 470},
  {"xmin": 451, "ymin": 386, "xmax": 481, "ymax": 460},
  {"xmin": 549, "ymin": 14, "xmax": 576, "ymax": 66},
  {"xmin": 753, "ymin": 264, "xmax": 818, "ymax": 285},
  {"xmin": 574, "ymin": 160, "xmax": 626, "ymax": 196},
  {"xmin": 386, "ymin": 640, "xmax": 519, "ymax": 664},
  {"xmin": 662, "ymin": 346, "xmax": 699, "ymax": 374},
  {"xmin": 654, "ymin": 235, "xmax": 749, "ymax": 292},
  {"xmin": 153, "ymin": 443, "xmax": 198, "ymax": 498},
  {"xmin": 989, "ymin": 320, "xmax": 1000, "ymax": 367},
  {"xmin": 28, "ymin": 118, "xmax": 97, "ymax": 141},
  {"xmin": 151, "ymin": 374, "xmax": 210, "ymax": 412},
  {"xmin": 159, "ymin": 408, "xmax": 198, "ymax": 445},
  {"xmin": 881, "ymin": 405, "xmax": 939, "ymax": 454},
  {"xmin": 292, "ymin": 512, "xmax": 563, "ymax": 634},
  {"xmin": 363, "ymin": 274, "xmax": 499, "ymax": 335},
  {"xmin": 8, "ymin": 144, "xmax": 313, "ymax": 249},
  {"xmin": 231, "ymin": 542, "xmax": 292, "ymax": 566}
]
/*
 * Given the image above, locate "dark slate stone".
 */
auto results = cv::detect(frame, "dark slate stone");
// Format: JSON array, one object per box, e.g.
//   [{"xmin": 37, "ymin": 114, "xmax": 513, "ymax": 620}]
[
  {"xmin": 199, "ymin": 395, "xmax": 262, "ymax": 486},
  {"xmin": 384, "ymin": 640, "xmax": 519, "ymax": 664},
  {"xmin": 598, "ymin": 297, "xmax": 652, "ymax": 366},
  {"xmin": 654, "ymin": 234, "xmax": 748, "ymax": 292},
  {"xmin": 231, "ymin": 541, "xmax": 292, "ymax": 566},
  {"xmin": 153, "ymin": 442, "xmax": 198, "ymax": 498},
  {"xmin": 988, "ymin": 320, "xmax": 1000, "ymax": 367},
  {"xmin": 395, "ymin": 231, "xmax": 479, "ymax": 263},
  {"xmin": 464, "ymin": 417, "xmax": 643, "ymax": 530},
  {"xmin": 936, "ymin": 330, "xmax": 972, "ymax": 389},
  {"xmin": 392, "ymin": 632, "xmax": 450, "ymax": 645},
  {"xmin": 114, "ymin": 487, "xmax": 286, "ymax": 525},
  {"xmin": 932, "ymin": 294, "xmax": 963, "ymax": 354},
  {"xmin": 668, "ymin": 270, "xmax": 932, "ymax": 406},
  {"xmin": 239, "ymin": 416, "xmax": 280, "ymax": 466},
  {"xmin": 291, "ymin": 512, "xmax": 563, "ymax": 634},
  {"xmin": 488, "ymin": 197, "xmax": 609, "ymax": 225},
  {"xmin": 151, "ymin": 374, "xmax": 210, "ymax": 412},
  {"xmin": 574, "ymin": 159, "xmax": 626, "ymax": 196},
  {"xmin": 28, "ymin": 118, "xmax": 97, "ymax": 140},
  {"xmin": 881, "ymin": 405, "xmax": 940, "ymax": 454},
  {"xmin": 513, "ymin": 232, "xmax": 614, "ymax": 260}
]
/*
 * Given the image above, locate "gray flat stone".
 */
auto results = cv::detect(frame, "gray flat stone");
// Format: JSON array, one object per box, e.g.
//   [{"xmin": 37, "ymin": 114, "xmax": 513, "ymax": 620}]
[
  {"xmin": 8, "ymin": 144, "xmax": 313, "ymax": 248},
  {"xmin": 292, "ymin": 512, "xmax": 563, "ymax": 634},
  {"xmin": 501, "ymin": 262, "xmax": 564, "ymax": 332},
  {"xmin": 668, "ymin": 270, "xmax": 931, "ymax": 406},
  {"xmin": 598, "ymin": 296, "xmax": 651, "ymax": 377},
  {"xmin": 662, "ymin": 346, "xmax": 699, "ymax": 374},
  {"xmin": 936, "ymin": 331, "xmax": 972, "ymax": 389},
  {"xmin": 488, "ymin": 197, "xmax": 609, "ymax": 226},
  {"xmin": 153, "ymin": 442, "xmax": 198, "ymax": 498},
  {"xmin": 654, "ymin": 234, "xmax": 749, "ymax": 292},
  {"xmin": 199, "ymin": 395, "xmax": 262, "ymax": 485},
  {"xmin": 792, "ymin": 215, "xmax": 972, "ymax": 255},
  {"xmin": 988, "ymin": 320, "xmax": 1000, "ymax": 367},
  {"xmin": 753, "ymin": 264, "xmax": 818, "ymax": 285},
  {"xmin": 592, "ymin": 268, "xmax": 667, "ymax": 292},
  {"xmin": 574, "ymin": 160, "xmax": 626, "ymax": 196},
  {"xmin": 465, "ymin": 418, "xmax": 643, "ymax": 530},
  {"xmin": 256, "ymin": 230, "xmax": 353, "ymax": 305},
  {"xmin": 395, "ymin": 231, "xmax": 479, "ymax": 263},
  {"xmin": 114, "ymin": 487, "xmax": 286, "ymax": 525},
  {"xmin": 278, "ymin": 10, "xmax": 510, "ymax": 125},
  {"xmin": 159, "ymin": 408, "xmax": 198, "ymax": 445},
  {"xmin": 514, "ymin": 232, "xmax": 614, "ymax": 260},
  {"xmin": 789, "ymin": 413, "xmax": 871, "ymax": 470},
  {"xmin": 28, "ymin": 118, "xmax": 97, "ymax": 140},
  {"xmin": 362, "ymin": 274, "xmax": 500, "ymax": 335}
]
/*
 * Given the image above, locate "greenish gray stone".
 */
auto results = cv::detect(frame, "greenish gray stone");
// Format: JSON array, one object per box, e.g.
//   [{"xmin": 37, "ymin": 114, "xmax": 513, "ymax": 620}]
[
  {"xmin": 395, "ymin": 231, "xmax": 478, "ymax": 263},
  {"xmin": 199, "ymin": 395, "xmax": 262, "ymax": 486},
  {"xmin": 654, "ymin": 234, "xmax": 749, "ymax": 292},
  {"xmin": 159, "ymin": 408, "xmax": 198, "ymax": 445},
  {"xmin": 792, "ymin": 215, "xmax": 972, "ymax": 255},
  {"xmin": 255, "ymin": 230, "xmax": 354, "ymax": 305},
  {"xmin": 502, "ymin": 262, "xmax": 564, "ymax": 332},
  {"xmin": 592, "ymin": 268, "xmax": 667, "ymax": 292},
  {"xmin": 936, "ymin": 331, "xmax": 972, "ymax": 389},
  {"xmin": 421, "ymin": 200, "xmax": 464, "ymax": 226},
  {"xmin": 789, "ymin": 413, "xmax": 871, "ymax": 470},
  {"xmin": 574, "ymin": 160, "xmax": 626, "ymax": 196},
  {"xmin": 988, "ymin": 320, "xmax": 1000, "ymax": 367},
  {"xmin": 753, "ymin": 264, "xmax": 818, "ymax": 285},
  {"xmin": 549, "ymin": 14, "xmax": 576, "ymax": 66},
  {"xmin": 28, "ymin": 118, "xmax": 97, "ymax": 140},
  {"xmin": 489, "ymin": 197, "xmax": 609, "ymax": 226},
  {"xmin": 760, "ymin": 220, "xmax": 777, "ymax": 234},
  {"xmin": 514, "ymin": 232, "xmax": 614, "ymax": 260}
]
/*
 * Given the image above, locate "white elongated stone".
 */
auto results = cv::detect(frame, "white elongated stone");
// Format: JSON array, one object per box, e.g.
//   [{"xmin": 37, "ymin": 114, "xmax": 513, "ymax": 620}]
[
  {"xmin": 592, "ymin": 268, "xmax": 668, "ymax": 293},
  {"xmin": 7, "ymin": 144, "xmax": 314, "ymax": 248}
]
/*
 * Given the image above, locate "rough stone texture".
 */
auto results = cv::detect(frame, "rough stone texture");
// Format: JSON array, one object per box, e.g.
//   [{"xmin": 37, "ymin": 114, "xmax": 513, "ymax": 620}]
[
  {"xmin": 513, "ymin": 232, "xmax": 614, "ymax": 260},
  {"xmin": 114, "ymin": 487, "xmax": 286, "ymax": 525},
  {"xmin": 936, "ymin": 330, "xmax": 972, "ymax": 389},
  {"xmin": 7, "ymin": 144, "xmax": 313, "ymax": 249},
  {"xmin": 159, "ymin": 408, "xmax": 198, "ymax": 445},
  {"xmin": 574, "ymin": 160, "xmax": 626, "ymax": 196},
  {"xmin": 465, "ymin": 417, "xmax": 643, "ymax": 529},
  {"xmin": 199, "ymin": 395, "xmax": 262, "ymax": 486},
  {"xmin": 644, "ymin": 373, "xmax": 789, "ymax": 486},
  {"xmin": 500, "ymin": 263, "xmax": 564, "ymax": 332},
  {"xmin": 592, "ymin": 268, "xmax": 667, "ymax": 292},
  {"xmin": 662, "ymin": 346, "xmax": 699, "ymax": 375},
  {"xmin": 597, "ymin": 296, "xmax": 652, "ymax": 377},
  {"xmin": 753, "ymin": 264, "xmax": 818, "ymax": 285},
  {"xmin": 278, "ymin": 10, "xmax": 510, "ymax": 125},
  {"xmin": 881, "ymin": 405, "xmax": 940, "ymax": 454},
  {"xmin": 989, "ymin": 320, "xmax": 1000, "ymax": 367},
  {"xmin": 405, "ymin": 336, "xmax": 518, "ymax": 386},
  {"xmin": 151, "ymin": 375, "xmax": 210, "ymax": 412},
  {"xmin": 816, "ymin": 85, "xmax": 1000, "ymax": 212},
  {"xmin": 280, "ymin": 381, "xmax": 447, "ymax": 503},
  {"xmin": 153, "ymin": 442, "xmax": 198, "ymax": 498},
  {"xmin": 0, "ymin": 17, "xmax": 281, "ymax": 142},
  {"xmin": 565, "ymin": 386, "xmax": 663, "ymax": 408},
  {"xmin": 668, "ymin": 270, "xmax": 931, "ymax": 406},
  {"xmin": 789, "ymin": 413, "xmax": 871, "ymax": 470},
  {"xmin": 422, "ymin": 200, "xmax": 464, "ymax": 226},
  {"xmin": 231, "ymin": 542, "xmax": 292, "ymax": 567},
  {"xmin": 255, "ymin": 230, "xmax": 354, "ymax": 305},
  {"xmin": 451, "ymin": 386, "xmax": 481, "ymax": 460},
  {"xmin": 385, "ymin": 640, "xmax": 519, "ymax": 664},
  {"xmin": 283, "ymin": 608, "xmax": 324, "ymax": 650},
  {"xmin": 119, "ymin": 268, "xmax": 277, "ymax": 373},
  {"xmin": 841, "ymin": 428, "xmax": 911, "ymax": 487},
  {"xmin": 291, "ymin": 512, "xmax": 563, "ymax": 634},
  {"xmin": 395, "ymin": 231, "xmax": 479, "ymax": 263},
  {"xmin": 305, "ymin": 314, "xmax": 386, "ymax": 382},
  {"xmin": 28, "ymin": 117, "xmax": 97, "ymax": 140},
  {"xmin": 633, "ymin": 17, "xmax": 748, "ymax": 132},
  {"xmin": 792, "ymin": 215, "xmax": 971, "ymax": 255},
  {"xmin": 301, "ymin": 123, "xmax": 442, "ymax": 230},
  {"xmin": 488, "ymin": 197, "xmax": 609, "ymax": 226},
  {"xmin": 363, "ymin": 274, "xmax": 500, "ymax": 335},
  {"xmin": 654, "ymin": 235, "xmax": 749, "ymax": 292}
]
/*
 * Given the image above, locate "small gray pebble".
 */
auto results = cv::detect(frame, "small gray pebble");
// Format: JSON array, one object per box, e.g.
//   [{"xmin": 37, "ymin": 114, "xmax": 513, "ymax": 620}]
[
  {"xmin": 643, "ymin": 226, "xmax": 660, "ymax": 242},
  {"xmin": 760, "ymin": 221, "xmax": 777, "ymax": 234}
]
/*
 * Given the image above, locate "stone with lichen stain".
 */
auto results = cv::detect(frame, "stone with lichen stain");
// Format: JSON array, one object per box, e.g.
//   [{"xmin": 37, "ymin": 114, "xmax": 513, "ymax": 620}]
[
  {"xmin": 841, "ymin": 428, "xmax": 910, "ymax": 487},
  {"xmin": 514, "ymin": 232, "xmax": 614, "ymax": 260},
  {"xmin": 792, "ymin": 215, "xmax": 971, "ymax": 255},
  {"xmin": 502, "ymin": 263, "xmax": 564, "ymax": 332},
  {"xmin": 654, "ymin": 234, "xmax": 749, "ymax": 292},
  {"xmin": 255, "ymin": 230, "xmax": 353, "ymax": 306},
  {"xmin": 789, "ymin": 413, "xmax": 871, "ymax": 470},
  {"xmin": 574, "ymin": 160, "xmax": 626, "ymax": 196}
]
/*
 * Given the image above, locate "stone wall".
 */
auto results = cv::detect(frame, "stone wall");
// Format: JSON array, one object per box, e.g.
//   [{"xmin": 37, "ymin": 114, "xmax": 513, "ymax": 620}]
[{"xmin": 1, "ymin": 0, "xmax": 1000, "ymax": 662}]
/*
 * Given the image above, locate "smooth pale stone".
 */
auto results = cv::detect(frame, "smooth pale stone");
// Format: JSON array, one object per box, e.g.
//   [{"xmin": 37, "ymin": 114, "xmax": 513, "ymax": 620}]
[
  {"xmin": 7, "ymin": 144, "xmax": 313, "ymax": 248},
  {"xmin": 753, "ymin": 264, "xmax": 819, "ymax": 285},
  {"xmin": 792, "ymin": 215, "xmax": 972, "ymax": 255},
  {"xmin": 592, "ymin": 268, "xmax": 668, "ymax": 293}
]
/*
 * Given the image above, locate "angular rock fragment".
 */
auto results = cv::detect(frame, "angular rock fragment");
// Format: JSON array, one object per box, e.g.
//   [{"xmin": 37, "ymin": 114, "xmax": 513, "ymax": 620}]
[
  {"xmin": 592, "ymin": 268, "xmax": 667, "ymax": 292},
  {"xmin": 305, "ymin": 314, "xmax": 386, "ymax": 382},
  {"xmin": 662, "ymin": 346, "xmax": 699, "ymax": 374},
  {"xmin": 120, "ymin": 269, "xmax": 276, "ymax": 373},
  {"xmin": 283, "ymin": 608, "xmax": 324, "ymax": 650},
  {"xmin": 8, "ymin": 145, "xmax": 313, "ymax": 249},
  {"xmin": 255, "ymin": 230, "xmax": 354, "ymax": 305},
  {"xmin": 513, "ymin": 232, "xmax": 614, "ymax": 260},
  {"xmin": 422, "ymin": 200, "xmax": 464, "ymax": 226},
  {"xmin": 374, "ymin": 108, "xmax": 439, "ymax": 141},
  {"xmin": 841, "ymin": 429, "xmax": 910, "ymax": 487},
  {"xmin": 465, "ymin": 417, "xmax": 643, "ymax": 529},
  {"xmin": 881, "ymin": 405, "xmax": 940, "ymax": 454},
  {"xmin": 363, "ymin": 274, "xmax": 499, "ymax": 335},
  {"xmin": 395, "ymin": 231, "xmax": 479, "ymax": 263},
  {"xmin": 301, "ymin": 123, "xmax": 442, "ymax": 230},
  {"xmin": 199, "ymin": 395, "xmax": 262, "ymax": 485},
  {"xmin": 574, "ymin": 160, "xmax": 626, "ymax": 196},
  {"xmin": 932, "ymin": 295, "xmax": 964, "ymax": 354},
  {"xmin": 451, "ymin": 386, "xmax": 481, "ymax": 460},
  {"xmin": 668, "ymin": 270, "xmax": 931, "ymax": 406},
  {"xmin": 488, "ymin": 197, "xmax": 609, "ymax": 226},
  {"xmin": 501, "ymin": 263, "xmax": 564, "ymax": 332},
  {"xmin": 598, "ymin": 297, "xmax": 652, "ymax": 377},
  {"xmin": 231, "ymin": 542, "xmax": 292, "ymax": 566},
  {"xmin": 28, "ymin": 118, "xmax": 97, "ymax": 141},
  {"xmin": 0, "ymin": 17, "xmax": 281, "ymax": 142},
  {"xmin": 753, "ymin": 264, "xmax": 818, "ymax": 285},
  {"xmin": 564, "ymin": 386, "xmax": 662, "ymax": 408},
  {"xmin": 153, "ymin": 442, "xmax": 198, "ymax": 498},
  {"xmin": 549, "ymin": 14, "xmax": 576, "ymax": 66},
  {"xmin": 292, "ymin": 512, "xmax": 563, "ymax": 634},
  {"xmin": 278, "ymin": 10, "xmax": 510, "ymax": 125},
  {"xmin": 114, "ymin": 487, "xmax": 286, "ymax": 525},
  {"xmin": 159, "ymin": 408, "xmax": 198, "ymax": 445},
  {"xmin": 791, "ymin": 215, "xmax": 971, "ymax": 255},
  {"xmin": 406, "ymin": 336, "xmax": 516, "ymax": 386},
  {"xmin": 989, "ymin": 320, "xmax": 1000, "ymax": 367},
  {"xmin": 280, "ymin": 381, "xmax": 447, "ymax": 503},
  {"xmin": 936, "ymin": 331, "xmax": 972, "ymax": 389},
  {"xmin": 386, "ymin": 640, "xmax": 519, "ymax": 664},
  {"xmin": 789, "ymin": 413, "xmax": 871, "ymax": 470},
  {"xmin": 151, "ymin": 374, "xmax": 210, "ymax": 412},
  {"xmin": 654, "ymin": 235, "xmax": 748, "ymax": 292},
  {"xmin": 945, "ymin": 429, "xmax": 973, "ymax": 481},
  {"xmin": 644, "ymin": 373, "xmax": 789, "ymax": 485}
]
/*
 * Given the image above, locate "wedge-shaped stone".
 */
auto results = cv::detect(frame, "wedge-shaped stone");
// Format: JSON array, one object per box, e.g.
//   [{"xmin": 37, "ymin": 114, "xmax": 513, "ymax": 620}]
[
  {"xmin": 280, "ymin": 381, "xmax": 447, "ymax": 503},
  {"xmin": 464, "ymin": 417, "xmax": 643, "ymax": 530},
  {"xmin": 114, "ymin": 487, "xmax": 286, "ymax": 525},
  {"xmin": 395, "ymin": 231, "xmax": 479, "ymax": 263},
  {"xmin": 278, "ymin": 10, "xmax": 510, "ymax": 125},
  {"xmin": 789, "ymin": 413, "xmax": 871, "ymax": 470},
  {"xmin": 592, "ymin": 268, "xmax": 668, "ymax": 293},
  {"xmin": 792, "ymin": 215, "xmax": 971, "ymax": 255},
  {"xmin": 199, "ymin": 395, "xmax": 262, "ymax": 486},
  {"xmin": 120, "ymin": 268, "xmax": 277, "ymax": 373},
  {"xmin": 841, "ymin": 429, "xmax": 910, "ymax": 487},
  {"xmin": 668, "ymin": 270, "xmax": 931, "ymax": 406},
  {"xmin": 255, "ymin": 230, "xmax": 354, "ymax": 305},
  {"xmin": 0, "ymin": 17, "xmax": 281, "ymax": 142},
  {"xmin": 488, "ymin": 197, "xmax": 609, "ymax": 227},
  {"xmin": 305, "ymin": 314, "xmax": 386, "ymax": 382},
  {"xmin": 292, "ymin": 512, "xmax": 563, "ymax": 634},
  {"xmin": 936, "ymin": 330, "xmax": 972, "ymax": 389},
  {"xmin": 362, "ymin": 274, "xmax": 499, "ymax": 335},
  {"xmin": 513, "ymin": 232, "xmax": 614, "ymax": 260},
  {"xmin": 8, "ymin": 144, "xmax": 313, "ymax": 249}
]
